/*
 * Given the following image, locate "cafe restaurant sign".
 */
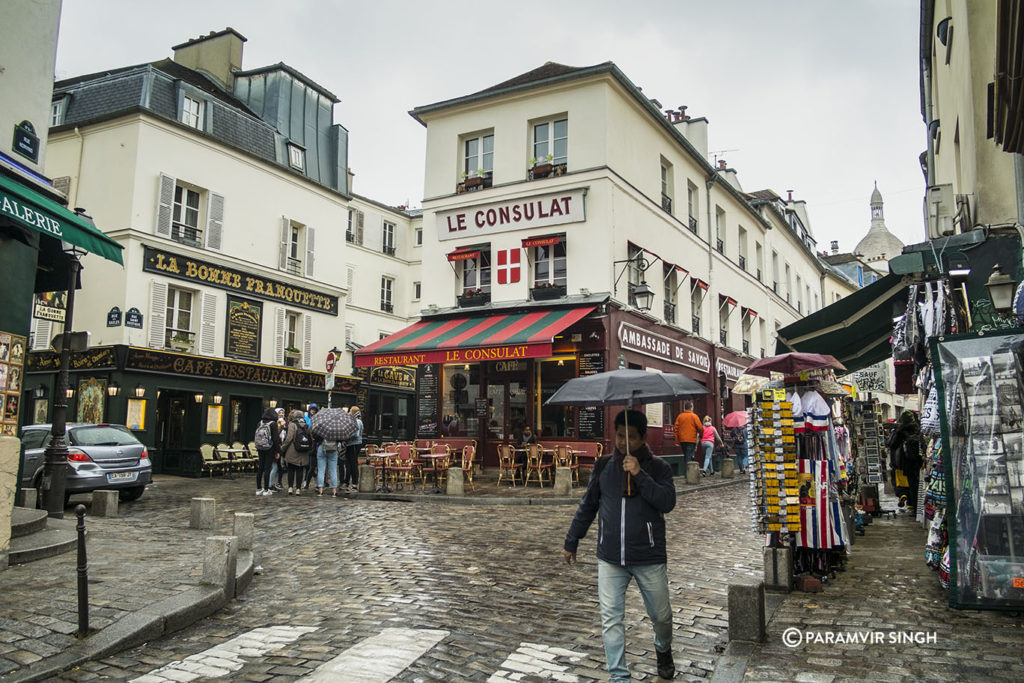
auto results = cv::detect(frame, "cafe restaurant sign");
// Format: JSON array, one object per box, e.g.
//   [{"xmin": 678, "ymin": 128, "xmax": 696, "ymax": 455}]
[
  {"xmin": 143, "ymin": 246, "xmax": 338, "ymax": 315},
  {"xmin": 369, "ymin": 366, "xmax": 416, "ymax": 390},
  {"xmin": 437, "ymin": 188, "xmax": 586, "ymax": 242},
  {"xmin": 357, "ymin": 343, "xmax": 552, "ymax": 368},
  {"xmin": 716, "ymin": 358, "xmax": 747, "ymax": 383},
  {"xmin": 617, "ymin": 322, "xmax": 710, "ymax": 373}
]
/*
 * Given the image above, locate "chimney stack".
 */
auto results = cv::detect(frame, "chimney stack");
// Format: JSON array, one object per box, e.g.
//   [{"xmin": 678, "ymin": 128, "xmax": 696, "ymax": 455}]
[
  {"xmin": 172, "ymin": 28, "xmax": 246, "ymax": 89},
  {"xmin": 718, "ymin": 160, "xmax": 727, "ymax": 170},
  {"xmin": 830, "ymin": 240, "xmax": 839, "ymax": 254}
]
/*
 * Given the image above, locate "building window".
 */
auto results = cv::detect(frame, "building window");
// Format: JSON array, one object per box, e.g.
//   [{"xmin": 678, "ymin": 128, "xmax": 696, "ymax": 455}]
[
  {"xmin": 463, "ymin": 133, "xmax": 494, "ymax": 176},
  {"xmin": 687, "ymin": 182, "xmax": 699, "ymax": 234},
  {"xmin": 172, "ymin": 185, "xmax": 202, "ymax": 245},
  {"xmin": 165, "ymin": 287, "xmax": 194, "ymax": 347},
  {"xmin": 533, "ymin": 117, "xmax": 568, "ymax": 167},
  {"xmin": 51, "ymin": 99, "xmax": 66, "ymax": 127},
  {"xmin": 283, "ymin": 312, "xmax": 302, "ymax": 366},
  {"xmin": 181, "ymin": 95, "xmax": 204, "ymax": 130},
  {"xmin": 660, "ymin": 159, "xmax": 673, "ymax": 214},
  {"xmin": 380, "ymin": 277, "xmax": 394, "ymax": 313},
  {"xmin": 346, "ymin": 209, "xmax": 363, "ymax": 245},
  {"xmin": 785, "ymin": 264, "xmax": 792, "ymax": 304},
  {"xmin": 691, "ymin": 285, "xmax": 702, "ymax": 336},
  {"xmin": 415, "ymin": 228, "xmax": 423, "ymax": 246},
  {"xmin": 462, "ymin": 253, "xmax": 491, "ymax": 293},
  {"xmin": 719, "ymin": 305, "xmax": 729, "ymax": 346},
  {"xmin": 715, "ymin": 206, "xmax": 725, "ymax": 253},
  {"xmin": 664, "ymin": 265, "xmax": 678, "ymax": 324},
  {"xmin": 626, "ymin": 243, "xmax": 645, "ymax": 307},
  {"xmin": 287, "ymin": 143, "xmax": 305, "ymax": 171},
  {"xmin": 382, "ymin": 221, "xmax": 396, "ymax": 256},
  {"xmin": 413, "ymin": 281, "xmax": 421, "ymax": 300},
  {"xmin": 738, "ymin": 226, "xmax": 748, "ymax": 270},
  {"xmin": 534, "ymin": 241, "xmax": 567, "ymax": 286},
  {"xmin": 287, "ymin": 223, "xmax": 303, "ymax": 275},
  {"xmin": 755, "ymin": 242, "xmax": 764, "ymax": 281}
]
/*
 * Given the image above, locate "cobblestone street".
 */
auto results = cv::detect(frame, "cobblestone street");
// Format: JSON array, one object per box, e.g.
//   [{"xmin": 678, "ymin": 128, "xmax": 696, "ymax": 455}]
[{"xmin": 35, "ymin": 475, "xmax": 761, "ymax": 681}]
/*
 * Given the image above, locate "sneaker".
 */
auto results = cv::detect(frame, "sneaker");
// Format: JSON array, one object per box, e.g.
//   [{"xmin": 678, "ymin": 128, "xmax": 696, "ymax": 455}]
[
  {"xmin": 287, "ymin": 487, "xmax": 294, "ymax": 494},
  {"xmin": 256, "ymin": 490, "xmax": 263, "ymax": 496},
  {"xmin": 294, "ymin": 488, "xmax": 300, "ymax": 495},
  {"xmin": 273, "ymin": 484, "xmax": 283, "ymax": 491},
  {"xmin": 263, "ymin": 489, "xmax": 273, "ymax": 496},
  {"xmin": 349, "ymin": 484, "xmax": 358, "ymax": 492},
  {"xmin": 656, "ymin": 649, "xmax": 675, "ymax": 679}
]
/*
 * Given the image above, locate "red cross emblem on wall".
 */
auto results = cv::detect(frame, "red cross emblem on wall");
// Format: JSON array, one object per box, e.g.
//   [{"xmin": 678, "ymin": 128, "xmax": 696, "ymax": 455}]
[{"xmin": 496, "ymin": 248, "xmax": 520, "ymax": 284}]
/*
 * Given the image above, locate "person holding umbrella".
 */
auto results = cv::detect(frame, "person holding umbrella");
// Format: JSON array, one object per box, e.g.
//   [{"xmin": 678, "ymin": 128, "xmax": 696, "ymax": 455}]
[{"xmin": 563, "ymin": 409, "xmax": 677, "ymax": 681}]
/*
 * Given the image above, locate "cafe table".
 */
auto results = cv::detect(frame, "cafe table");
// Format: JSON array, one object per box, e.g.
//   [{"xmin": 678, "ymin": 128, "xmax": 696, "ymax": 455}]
[
  {"xmin": 368, "ymin": 451, "xmax": 399, "ymax": 492},
  {"xmin": 214, "ymin": 446, "xmax": 250, "ymax": 479},
  {"xmin": 418, "ymin": 452, "xmax": 448, "ymax": 493}
]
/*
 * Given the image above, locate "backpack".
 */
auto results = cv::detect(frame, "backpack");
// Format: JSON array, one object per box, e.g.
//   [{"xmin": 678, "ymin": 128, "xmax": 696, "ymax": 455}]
[
  {"xmin": 254, "ymin": 421, "xmax": 273, "ymax": 450},
  {"xmin": 294, "ymin": 421, "xmax": 314, "ymax": 453}
]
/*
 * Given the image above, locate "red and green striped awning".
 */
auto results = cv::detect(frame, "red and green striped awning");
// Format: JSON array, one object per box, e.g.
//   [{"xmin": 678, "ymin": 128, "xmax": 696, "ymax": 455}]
[{"xmin": 355, "ymin": 306, "xmax": 595, "ymax": 367}]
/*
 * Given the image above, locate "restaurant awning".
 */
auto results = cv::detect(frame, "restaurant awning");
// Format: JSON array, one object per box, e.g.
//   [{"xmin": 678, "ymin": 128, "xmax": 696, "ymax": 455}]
[
  {"xmin": 774, "ymin": 273, "xmax": 910, "ymax": 373},
  {"xmin": 354, "ymin": 306, "xmax": 595, "ymax": 367},
  {"xmin": 0, "ymin": 173, "xmax": 124, "ymax": 265}
]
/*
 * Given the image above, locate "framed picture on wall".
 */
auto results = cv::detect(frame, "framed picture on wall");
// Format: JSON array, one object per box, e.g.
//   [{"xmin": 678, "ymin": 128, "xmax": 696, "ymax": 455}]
[
  {"xmin": 33, "ymin": 398, "xmax": 47, "ymax": 425},
  {"xmin": 76, "ymin": 377, "xmax": 106, "ymax": 424},
  {"xmin": 126, "ymin": 398, "xmax": 146, "ymax": 430},
  {"xmin": 206, "ymin": 405, "xmax": 223, "ymax": 434}
]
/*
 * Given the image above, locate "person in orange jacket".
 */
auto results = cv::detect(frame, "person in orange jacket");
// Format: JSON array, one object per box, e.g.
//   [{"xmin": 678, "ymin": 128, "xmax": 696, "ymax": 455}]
[{"xmin": 673, "ymin": 400, "xmax": 703, "ymax": 467}]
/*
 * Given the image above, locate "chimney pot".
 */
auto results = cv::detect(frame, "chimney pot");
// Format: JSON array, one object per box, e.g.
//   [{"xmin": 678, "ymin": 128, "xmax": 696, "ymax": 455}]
[
  {"xmin": 786, "ymin": 189, "xmax": 794, "ymax": 201},
  {"xmin": 830, "ymin": 240, "xmax": 839, "ymax": 254},
  {"xmin": 718, "ymin": 160, "xmax": 727, "ymax": 170}
]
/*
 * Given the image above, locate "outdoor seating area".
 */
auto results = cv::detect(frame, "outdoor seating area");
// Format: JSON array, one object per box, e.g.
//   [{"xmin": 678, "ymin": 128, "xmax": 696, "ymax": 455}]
[
  {"xmin": 362, "ymin": 439, "xmax": 477, "ymax": 493},
  {"xmin": 198, "ymin": 441, "xmax": 259, "ymax": 478}
]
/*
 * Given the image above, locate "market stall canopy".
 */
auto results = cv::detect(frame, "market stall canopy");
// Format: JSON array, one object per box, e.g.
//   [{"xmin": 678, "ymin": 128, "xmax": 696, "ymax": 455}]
[
  {"xmin": 0, "ymin": 173, "xmax": 124, "ymax": 265},
  {"xmin": 745, "ymin": 352, "xmax": 847, "ymax": 378},
  {"xmin": 354, "ymin": 306, "xmax": 595, "ymax": 367},
  {"xmin": 774, "ymin": 274, "xmax": 910, "ymax": 373}
]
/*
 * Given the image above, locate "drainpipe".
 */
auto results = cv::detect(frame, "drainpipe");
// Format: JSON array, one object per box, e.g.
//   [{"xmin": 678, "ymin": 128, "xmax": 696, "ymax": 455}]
[
  {"xmin": 73, "ymin": 127, "xmax": 84, "ymax": 207},
  {"xmin": 705, "ymin": 171, "xmax": 719, "ymax": 411},
  {"xmin": 922, "ymin": 61, "xmax": 935, "ymax": 188}
]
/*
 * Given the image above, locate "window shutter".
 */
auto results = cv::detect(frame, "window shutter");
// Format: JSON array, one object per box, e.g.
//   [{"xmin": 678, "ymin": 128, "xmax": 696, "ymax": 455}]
[
  {"xmin": 304, "ymin": 226, "xmax": 315, "ymax": 277},
  {"xmin": 148, "ymin": 281, "xmax": 168, "ymax": 348},
  {"xmin": 31, "ymin": 318, "xmax": 53, "ymax": 351},
  {"xmin": 279, "ymin": 217, "xmax": 290, "ymax": 271},
  {"xmin": 156, "ymin": 173, "xmax": 175, "ymax": 237},
  {"xmin": 274, "ymin": 307, "xmax": 286, "ymax": 364},
  {"xmin": 301, "ymin": 313, "xmax": 312, "ymax": 370},
  {"xmin": 345, "ymin": 325, "xmax": 353, "ymax": 345},
  {"xmin": 355, "ymin": 210, "xmax": 364, "ymax": 245},
  {"xmin": 205, "ymin": 192, "xmax": 224, "ymax": 250},
  {"xmin": 198, "ymin": 291, "xmax": 217, "ymax": 355},
  {"xmin": 346, "ymin": 265, "xmax": 354, "ymax": 294}
]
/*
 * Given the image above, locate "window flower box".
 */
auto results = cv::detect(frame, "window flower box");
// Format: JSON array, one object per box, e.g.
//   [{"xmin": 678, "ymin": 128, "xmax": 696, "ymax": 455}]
[
  {"xmin": 284, "ymin": 347, "xmax": 301, "ymax": 367},
  {"xmin": 530, "ymin": 283, "xmax": 566, "ymax": 300},
  {"xmin": 458, "ymin": 289, "xmax": 491, "ymax": 307},
  {"xmin": 169, "ymin": 333, "xmax": 194, "ymax": 353}
]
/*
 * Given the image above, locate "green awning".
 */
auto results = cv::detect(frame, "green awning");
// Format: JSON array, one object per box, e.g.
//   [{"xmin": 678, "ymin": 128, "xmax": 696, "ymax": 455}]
[
  {"xmin": 0, "ymin": 173, "xmax": 124, "ymax": 265},
  {"xmin": 775, "ymin": 273, "xmax": 910, "ymax": 373}
]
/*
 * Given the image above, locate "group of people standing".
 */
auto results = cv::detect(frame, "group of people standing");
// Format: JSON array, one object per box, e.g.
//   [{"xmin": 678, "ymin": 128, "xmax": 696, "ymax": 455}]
[
  {"xmin": 253, "ymin": 403, "xmax": 363, "ymax": 497},
  {"xmin": 671, "ymin": 401, "xmax": 748, "ymax": 475}
]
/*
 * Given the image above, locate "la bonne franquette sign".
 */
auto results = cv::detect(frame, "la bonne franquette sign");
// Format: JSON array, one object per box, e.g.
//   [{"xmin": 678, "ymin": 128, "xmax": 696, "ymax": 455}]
[{"xmin": 436, "ymin": 188, "xmax": 586, "ymax": 241}]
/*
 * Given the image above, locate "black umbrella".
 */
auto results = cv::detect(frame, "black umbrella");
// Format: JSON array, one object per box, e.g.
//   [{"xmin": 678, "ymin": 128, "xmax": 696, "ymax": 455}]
[
  {"xmin": 310, "ymin": 407, "xmax": 358, "ymax": 442},
  {"xmin": 545, "ymin": 369, "xmax": 708, "ymax": 493}
]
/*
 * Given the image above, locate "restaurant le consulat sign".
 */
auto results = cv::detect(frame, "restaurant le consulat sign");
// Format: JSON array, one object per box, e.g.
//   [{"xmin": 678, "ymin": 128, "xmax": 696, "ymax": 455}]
[{"xmin": 437, "ymin": 188, "xmax": 586, "ymax": 241}]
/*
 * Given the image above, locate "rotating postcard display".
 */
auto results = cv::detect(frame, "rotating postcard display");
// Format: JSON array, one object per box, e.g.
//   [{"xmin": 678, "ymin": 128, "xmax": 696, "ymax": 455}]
[{"xmin": 932, "ymin": 329, "xmax": 1024, "ymax": 610}]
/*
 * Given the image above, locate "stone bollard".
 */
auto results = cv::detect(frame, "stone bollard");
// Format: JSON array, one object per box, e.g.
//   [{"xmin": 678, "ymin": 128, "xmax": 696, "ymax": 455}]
[
  {"xmin": 202, "ymin": 535, "xmax": 237, "ymax": 598},
  {"xmin": 686, "ymin": 461, "xmax": 700, "ymax": 485},
  {"xmin": 358, "ymin": 464, "xmax": 376, "ymax": 493},
  {"xmin": 553, "ymin": 467, "xmax": 572, "ymax": 495},
  {"xmin": 190, "ymin": 497, "xmax": 216, "ymax": 530},
  {"xmin": 91, "ymin": 490, "xmax": 119, "ymax": 517},
  {"xmin": 721, "ymin": 458, "xmax": 735, "ymax": 479},
  {"xmin": 764, "ymin": 546, "xmax": 793, "ymax": 591},
  {"xmin": 446, "ymin": 467, "xmax": 465, "ymax": 496},
  {"xmin": 18, "ymin": 488, "xmax": 38, "ymax": 509},
  {"xmin": 233, "ymin": 512, "xmax": 255, "ymax": 551},
  {"xmin": 728, "ymin": 581, "xmax": 766, "ymax": 642}
]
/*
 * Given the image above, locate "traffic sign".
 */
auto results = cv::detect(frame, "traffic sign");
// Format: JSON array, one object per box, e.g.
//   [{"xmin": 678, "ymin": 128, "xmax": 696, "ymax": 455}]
[
  {"xmin": 325, "ymin": 372, "xmax": 335, "ymax": 391},
  {"xmin": 325, "ymin": 351, "xmax": 337, "ymax": 373}
]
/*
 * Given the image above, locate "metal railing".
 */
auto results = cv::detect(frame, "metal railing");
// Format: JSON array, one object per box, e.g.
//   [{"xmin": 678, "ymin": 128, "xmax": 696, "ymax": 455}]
[
  {"xmin": 738, "ymin": 255, "xmax": 747, "ymax": 270},
  {"xmin": 691, "ymin": 315, "xmax": 700, "ymax": 335},
  {"xmin": 720, "ymin": 329, "xmax": 728, "ymax": 345},
  {"xmin": 664, "ymin": 301, "xmax": 676, "ymax": 324},
  {"xmin": 688, "ymin": 216, "xmax": 698, "ymax": 233},
  {"xmin": 716, "ymin": 239, "xmax": 724, "ymax": 254},
  {"xmin": 661, "ymin": 194, "xmax": 672, "ymax": 213},
  {"xmin": 380, "ymin": 301, "xmax": 394, "ymax": 313}
]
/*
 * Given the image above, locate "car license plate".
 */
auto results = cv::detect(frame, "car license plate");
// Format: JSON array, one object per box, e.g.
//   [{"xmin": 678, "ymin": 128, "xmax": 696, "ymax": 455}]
[{"xmin": 107, "ymin": 472, "xmax": 138, "ymax": 482}]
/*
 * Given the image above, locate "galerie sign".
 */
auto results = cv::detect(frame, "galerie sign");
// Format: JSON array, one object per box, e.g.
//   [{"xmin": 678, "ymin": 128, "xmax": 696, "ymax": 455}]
[
  {"xmin": 617, "ymin": 322, "xmax": 710, "ymax": 373},
  {"xmin": 437, "ymin": 188, "xmax": 586, "ymax": 241}
]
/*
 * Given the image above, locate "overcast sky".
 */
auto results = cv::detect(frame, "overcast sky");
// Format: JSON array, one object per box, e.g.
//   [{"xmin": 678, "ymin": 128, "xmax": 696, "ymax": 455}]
[{"xmin": 55, "ymin": 0, "xmax": 925, "ymax": 254}]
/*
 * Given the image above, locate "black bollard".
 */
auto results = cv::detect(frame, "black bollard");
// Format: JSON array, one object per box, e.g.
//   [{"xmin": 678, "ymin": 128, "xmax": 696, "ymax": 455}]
[{"xmin": 75, "ymin": 504, "xmax": 89, "ymax": 637}]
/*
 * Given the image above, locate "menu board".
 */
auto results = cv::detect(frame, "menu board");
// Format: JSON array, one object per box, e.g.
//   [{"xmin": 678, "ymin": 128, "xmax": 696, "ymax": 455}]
[
  {"xmin": 417, "ymin": 363, "xmax": 439, "ymax": 437},
  {"xmin": 0, "ymin": 331, "xmax": 27, "ymax": 436},
  {"xmin": 225, "ymin": 296, "xmax": 262, "ymax": 361},
  {"xmin": 578, "ymin": 351, "xmax": 604, "ymax": 438}
]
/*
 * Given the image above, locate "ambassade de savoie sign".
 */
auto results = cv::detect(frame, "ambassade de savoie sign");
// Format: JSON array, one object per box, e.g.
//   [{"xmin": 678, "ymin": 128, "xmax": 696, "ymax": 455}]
[{"xmin": 617, "ymin": 321, "xmax": 710, "ymax": 373}]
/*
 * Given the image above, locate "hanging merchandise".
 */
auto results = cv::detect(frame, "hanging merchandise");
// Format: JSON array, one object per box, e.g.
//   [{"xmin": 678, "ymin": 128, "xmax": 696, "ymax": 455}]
[{"xmin": 753, "ymin": 388, "xmax": 801, "ymax": 536}]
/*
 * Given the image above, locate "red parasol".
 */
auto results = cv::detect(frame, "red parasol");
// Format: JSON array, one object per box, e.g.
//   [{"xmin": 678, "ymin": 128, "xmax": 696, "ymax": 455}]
[
  {"xmin": 743, "ymin": 352, "xmax": 847, "ymax": 378},
  {"xmin": 723, "ymin": 411, "xmax": 748, "ymax": 428}
]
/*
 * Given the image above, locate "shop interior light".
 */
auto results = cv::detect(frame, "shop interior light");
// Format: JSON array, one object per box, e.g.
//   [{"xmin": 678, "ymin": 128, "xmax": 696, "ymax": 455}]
[
  {"xmin": 107, "ymin": 381, "xmax": 121, "ymax": 397},
  {"xmin": 194, "ymin": 392, "xmax": 204, "ymax": 404},
  {"xmin": 33, "ymin": 384, "xmax": 46, "ymax": 400},
  {"xmin": 212, "ymin": 391, "xmax": 223, "ymax": 405},
  {"xmin": 985, "ymin": 264, "xmax": 1016, "ymax": 314},
  {"xmin": 134, "ymin": 384, "xmax": 146, "ymax": 398}
]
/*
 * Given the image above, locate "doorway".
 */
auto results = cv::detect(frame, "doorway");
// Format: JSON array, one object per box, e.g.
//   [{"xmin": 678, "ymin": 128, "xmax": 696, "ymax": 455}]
[
  {"xmin": 367, "ymin": 391, "xmax": 412, "ymax": 443},
  {"xmin": 155, "ymin": 390, "xmax": 201, "ymax": 474}
]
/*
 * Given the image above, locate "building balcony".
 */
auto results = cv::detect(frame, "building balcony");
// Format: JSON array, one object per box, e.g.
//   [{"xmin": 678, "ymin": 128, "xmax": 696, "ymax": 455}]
[
  {"xmin": 382, "ymin": 245, "xmax": 396, "ymax": 256},
  {"xmin": 716, "ymin": 239, "xmax": 724, "ymax": 254},
  {"xmin": 688, "ymin": 216, "xmax": 698, "ymax": 234},
  {"xmin": 661, "ymin": 194, "xmax": 673, "ymax": 213},
  {"xmin": 664, "ymin": 301, "xmax": 677, "ymax": 325},
  {"xmin": 738, "ymin": 255, "xmax": 747, "ymax": 271},
  {"xmin": 380, "ymin": 301, "xmax": 394, "ymax": 314},
  {"xmin": 691, "ymin": 315, "xmax": 700, "ymax": 336}
]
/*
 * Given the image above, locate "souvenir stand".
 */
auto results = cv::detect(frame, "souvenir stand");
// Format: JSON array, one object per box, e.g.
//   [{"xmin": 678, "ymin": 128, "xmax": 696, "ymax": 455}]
[
  {"xmin": 748, "ymin": 367, "xmax": 852, "ymax": 586},
  {"xmin": 848, "ymin": 400, "xmax": 884, "ymax": 516}
]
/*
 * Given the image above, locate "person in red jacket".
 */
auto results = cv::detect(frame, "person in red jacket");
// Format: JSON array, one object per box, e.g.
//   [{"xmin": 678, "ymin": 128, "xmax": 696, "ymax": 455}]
[{"xmin": 673, "ymin": 401, "xmax": 703, "ymax": 467}]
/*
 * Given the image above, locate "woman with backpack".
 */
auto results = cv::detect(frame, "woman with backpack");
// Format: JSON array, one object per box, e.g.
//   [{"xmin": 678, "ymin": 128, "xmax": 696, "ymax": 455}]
[
  {"xmin": 281, "ymin": 409, "xmax": 314, "ymax": 494},
  {"xmin": 254, "ymin": 407, "xmax": 281, "ymax": 496}
]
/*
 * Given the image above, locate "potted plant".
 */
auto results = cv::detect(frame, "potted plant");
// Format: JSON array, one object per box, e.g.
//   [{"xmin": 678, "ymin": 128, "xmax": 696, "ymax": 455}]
[
  {"xmin": 463, "ymin": 168, "xmax": 486, "ymax": 190},
  {"xmin": 531, "ymin": 280, "xmax": 567, "ymax": 300},
  {"xmin": 458, "ymin": 287, "xmax": 490, "ymax": 307},
  {"xmin": 531, "ymin": 154, "xmax": 554, "ymax": 179},
  {"xmin": 169, "ymin": 332, "xmax": 193, "ymax": 352}
]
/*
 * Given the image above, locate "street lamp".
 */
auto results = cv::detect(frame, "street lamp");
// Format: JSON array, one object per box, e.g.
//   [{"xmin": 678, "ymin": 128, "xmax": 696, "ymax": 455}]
[
  {"xmin": 193, "ymin": 391, "xmax": 204, "ymax": 404},
  {"xmin": 106, "ymin": 381, "xmax": 120, "ymax": 397},
  {"xmin": 41, "ymin": 239, "xmax": 87, "ymax": 518},
  {"xmin": 212, "ymin": 391, "xmax": 222, "ymax": 405},
  {"xmin": 133, "ymin": 384, "xmax": 146, "ymax": 398},
  {"xmin": 613, "ymin": 250, "xmax": 658, "ymax": 312},
  {"xmin": 985, "ymin": 264, "xmax": 1016, "ymax": 316}
]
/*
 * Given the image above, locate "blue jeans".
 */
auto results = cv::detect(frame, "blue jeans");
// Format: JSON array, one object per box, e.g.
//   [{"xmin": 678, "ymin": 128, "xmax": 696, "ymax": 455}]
[
  {"xmin": 597, "ymin": 560, "xmax": 673, "ymax": 682},
  {"xmin": 681, "ymin": 442, "xmax": 696, "ymax": 466},
  {"xmin": 317, "ymin": 445, "xmax": 339, "ymax": 489},
  {"xmin": 702, "ymin": 441, "xmax": 714, "ymax": 473}
]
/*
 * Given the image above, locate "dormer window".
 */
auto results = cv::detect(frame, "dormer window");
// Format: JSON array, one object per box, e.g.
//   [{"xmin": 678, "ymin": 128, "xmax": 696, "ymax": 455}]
[
  {"xmin": 288, "ymin": 143, "xmax": 305, "ymax": 171},
  {"xmin": 51, "ymin": 97, "xmax": 68, "ymax": 127},
  {"xmin": 181, "ymin": 95, "xmax": 204, "ymax": 130}
]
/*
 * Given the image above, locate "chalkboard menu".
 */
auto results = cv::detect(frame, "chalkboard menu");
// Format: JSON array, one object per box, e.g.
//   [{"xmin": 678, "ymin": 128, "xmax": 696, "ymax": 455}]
[
  {"xmin": 225, "ymin": 296, "xmax": 262, "ymax": 361},
  {"xmin": 578, "ymin": 351, "xmax": 605, "ymax": 438},
  {"xmin": 417, "ymin": 363, "xmax": 439, "ymax": 437}
]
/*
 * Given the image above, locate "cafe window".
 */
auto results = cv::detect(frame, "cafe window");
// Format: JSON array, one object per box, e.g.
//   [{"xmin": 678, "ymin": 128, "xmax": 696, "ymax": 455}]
[
  {"xmin": 462, "ymin": 252, "xmax": 491, "ymax": 294},
  {"xmin": 533, "ymin": 241, "xmax": 566, "ymax": 286},
  {"xmin": 463, "ymin": 132, "xmax": 494, "ymax": 176},
  {"xmin": 441, "ymin": 364, "xmax": 482, "ymax": 437},
  {"xmin": 381, "ymin": 277, "xmax": 394, "ymax": 313},
  {"xmin": 165, "ymin": 286, "xmax": 194, "ymax": 348},
  {"xmin": 533, "ymin": 117, "xmax": 568, "ymax": 167}
]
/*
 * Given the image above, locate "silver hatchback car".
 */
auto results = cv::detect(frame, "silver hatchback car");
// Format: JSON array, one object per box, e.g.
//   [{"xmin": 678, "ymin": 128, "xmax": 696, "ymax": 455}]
[{"xmin": 19, "ymin": 423, "xmax": 153, "ymax": 503}]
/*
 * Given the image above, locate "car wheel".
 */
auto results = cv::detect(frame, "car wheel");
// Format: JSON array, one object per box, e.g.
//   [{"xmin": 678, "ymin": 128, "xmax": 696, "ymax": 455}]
[{"xmin": 119, "ymin": 486, "xmax": 145, "ymax": 502}]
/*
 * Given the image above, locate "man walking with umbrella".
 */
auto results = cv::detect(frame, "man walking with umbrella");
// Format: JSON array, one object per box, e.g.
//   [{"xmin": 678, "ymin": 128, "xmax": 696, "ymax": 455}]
[{"xmin": 563, "ymin": 409, "xmax": 677, "ymax": 681}]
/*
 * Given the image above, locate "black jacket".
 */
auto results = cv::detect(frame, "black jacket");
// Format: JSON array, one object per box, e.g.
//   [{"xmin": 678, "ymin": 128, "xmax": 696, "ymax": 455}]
[
  {"xmin": 258, "ymin": 407, "xmax": 282, "ymax": 454},
  {"xmin": 564, "ymin": 444, "xmax": 676, "ymax": 566}
]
